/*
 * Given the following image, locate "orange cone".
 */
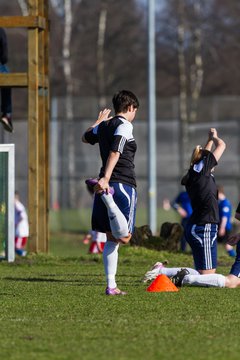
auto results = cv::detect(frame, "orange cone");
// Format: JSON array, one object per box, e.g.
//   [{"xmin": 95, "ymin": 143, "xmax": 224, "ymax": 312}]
[{"xmin": 147, "ymin": 274, "xmax": 179, "ymax": 292}]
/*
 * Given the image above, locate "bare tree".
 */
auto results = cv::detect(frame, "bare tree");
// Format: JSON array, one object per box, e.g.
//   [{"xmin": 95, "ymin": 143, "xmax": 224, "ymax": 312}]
[
  {"xmin": 62, "ymin": 0, "xmax": 76, "ymax": 206},
  {"xmin": 97, "ymin": 0, "xmax": 107, "ymax": 108},
  {"xmin": 17, "ymin": 0, "xmax": 28, "ymax": 15},
  {"xmin": 177, "ymin": 0, "xmax": 189, "ymax": 174},
  {"xmin": 51, "ymin": 0, "xmax": 82, "ymax": 206},
  {"xmin": 176, "ymin": 0, "xmax": 204, "ymax": 173},
  {"xmin": 189, "ymin": 1, "xmax": 203, "ymax": 123}
]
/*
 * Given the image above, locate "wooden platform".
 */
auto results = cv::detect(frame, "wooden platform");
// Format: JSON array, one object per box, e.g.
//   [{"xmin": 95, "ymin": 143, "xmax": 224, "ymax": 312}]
[{"xmin": 0, "ymin": 0, "xmax": 49, "ymax": 253}]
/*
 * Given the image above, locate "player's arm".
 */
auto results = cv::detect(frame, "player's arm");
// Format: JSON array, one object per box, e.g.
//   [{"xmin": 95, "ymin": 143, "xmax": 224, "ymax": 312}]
[
  {"xmin": 97, "ymin": 151, "xmax": 120, "ymax": 193},
  {"xmin": 82, "ymin": 108, "xmax": 111, "ymax": 143},
  {"xmin": 219, "ymin": 216, "xmax": 227, "ymax": 237},
  {"xmin": 177, "ymin": 207, "xmax": 188, "ymax": 218},
  {"xmin": 172, "ymin": 202, "xmax": 187, "ymax": 218},
  {"xmin": 207, "ymin": 128, "xmax": 226, "ymax": 162},
  {"xmin": 204, "ymin": 134, "xmax": 214, "ymax": 152}
]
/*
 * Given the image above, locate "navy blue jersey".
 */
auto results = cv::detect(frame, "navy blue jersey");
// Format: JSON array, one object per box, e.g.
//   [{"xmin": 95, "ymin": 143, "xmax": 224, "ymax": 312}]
[
  {"xmin": 172, "ymin": 191, "xmax": 193, "ymax": 219},
  {"xmin": 84, "ymin": 116, "xmax": 137, "ymax": 188},
  {"xmin": 183, "ymin": 151, "xmax": 219, "ymax": 225},
  {"xmin": 219, "ymin": 198, "xmax": 232, "ymax": 231}
]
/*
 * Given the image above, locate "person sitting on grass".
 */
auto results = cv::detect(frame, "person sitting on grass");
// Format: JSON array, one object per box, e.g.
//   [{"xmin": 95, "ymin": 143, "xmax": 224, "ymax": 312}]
[
  {"xmin": 170, "ymin": 202, "xmax": 240, "ymax": 288},
  {"xmin": 143, "ymin": 203, "xmax": 240, "ymax": 288}
]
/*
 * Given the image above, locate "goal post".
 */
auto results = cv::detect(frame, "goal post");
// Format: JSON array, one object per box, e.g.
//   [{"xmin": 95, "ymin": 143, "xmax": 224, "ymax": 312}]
[{"xmin": 0, "ymin": 144, "xmax": 15, "ymax": 262}]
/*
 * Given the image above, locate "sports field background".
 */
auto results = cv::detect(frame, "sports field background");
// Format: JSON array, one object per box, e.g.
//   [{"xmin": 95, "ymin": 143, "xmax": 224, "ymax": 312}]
[
  {"xmin": 0, "ymin": 235, "xmax": 238, "ymax": 360},
  {"xmin": 49, "ymin": 207, "xmax": 180, "ymax": 238}
]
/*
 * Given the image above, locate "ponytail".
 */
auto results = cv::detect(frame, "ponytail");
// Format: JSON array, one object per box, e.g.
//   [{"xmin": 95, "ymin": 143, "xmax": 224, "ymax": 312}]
[{"xmin": 190, "ymin": 145, "xmax": 202, "ymax": 166}]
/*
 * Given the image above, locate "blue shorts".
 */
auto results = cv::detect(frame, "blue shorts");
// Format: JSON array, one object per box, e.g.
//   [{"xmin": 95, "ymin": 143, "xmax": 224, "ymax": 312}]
[
  {"xmin": 185, "ymin": 223, "xmax": 218, "ymax": 270},
  {"xmin": 229, "ymin": 241, "xmax": 240, "ymax": 277},
  {"xmin": 91, "ymin": 182, "xmax": 137, "ymax": 234}
]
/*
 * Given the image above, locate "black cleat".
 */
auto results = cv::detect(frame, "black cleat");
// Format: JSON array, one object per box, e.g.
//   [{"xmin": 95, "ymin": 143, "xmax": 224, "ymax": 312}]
[{"xmin": 171, "ymin": 268, "xmax": 190, "ymax": 287}]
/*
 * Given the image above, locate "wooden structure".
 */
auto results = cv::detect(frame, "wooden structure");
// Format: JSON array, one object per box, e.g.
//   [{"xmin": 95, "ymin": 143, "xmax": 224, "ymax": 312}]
[{"xmin": 0, "ymin": 0, "xmax": 49, "ymax": 253}]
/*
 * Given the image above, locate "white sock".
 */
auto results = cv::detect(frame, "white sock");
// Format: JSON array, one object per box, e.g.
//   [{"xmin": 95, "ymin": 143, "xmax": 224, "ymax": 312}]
[
  {"xmin": 182, "ymin": 274, "xmax": 226, "ymax": 288},
  {"xmin": 103, "ymin": 241, "xmax": 119, "ymax": 289},
  {"xmin": 101, "ymin": 193, "xmax": 129, "ymax": 239},
  {"xmin": 161, "ymin": 267, "xmax": 199, "ymax": 277}
]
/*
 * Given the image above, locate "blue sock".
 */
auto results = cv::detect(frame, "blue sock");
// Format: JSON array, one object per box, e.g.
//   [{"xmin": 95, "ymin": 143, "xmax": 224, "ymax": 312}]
[{"xmin": 228, "ymin": 249, "xmax": 236, "ymax": 257}]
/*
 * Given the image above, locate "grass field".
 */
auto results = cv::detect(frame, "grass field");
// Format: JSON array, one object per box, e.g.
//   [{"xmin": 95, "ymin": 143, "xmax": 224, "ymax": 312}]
[
  {"xmin": 49, "ymin": 207, "xmax": 180, "ymax": 234},
  {"xmin": 0, "ymin": 233, "xmax": 239, "ymax": 360}
]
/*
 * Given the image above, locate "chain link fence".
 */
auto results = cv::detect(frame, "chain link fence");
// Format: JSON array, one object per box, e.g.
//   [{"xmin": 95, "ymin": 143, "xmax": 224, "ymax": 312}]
[{"xmin": 6, "ymin": 95, "xmax": 240, "ymax": 230}]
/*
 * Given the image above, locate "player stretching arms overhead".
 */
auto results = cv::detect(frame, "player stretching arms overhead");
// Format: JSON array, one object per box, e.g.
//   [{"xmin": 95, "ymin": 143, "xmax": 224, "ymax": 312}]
[{"xmin": 143, "ymin": 128, "xmax": 226, "ymax": 283}]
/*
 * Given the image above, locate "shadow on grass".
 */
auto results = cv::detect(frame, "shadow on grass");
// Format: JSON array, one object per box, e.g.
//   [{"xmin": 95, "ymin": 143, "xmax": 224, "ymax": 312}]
[{"xmin": 3, "ymin": 275, "xmax": 143, "ymax": 286}]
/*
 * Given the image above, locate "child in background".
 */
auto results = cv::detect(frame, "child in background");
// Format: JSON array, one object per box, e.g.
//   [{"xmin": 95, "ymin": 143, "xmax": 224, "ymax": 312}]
[
  {"xmin": 171, "ymin": 191, "xmax": 192, "ymax": 252},
  {"xmin": 15, "ymin": 191, "xmax": 29, "ymax": 256},
  {"xmin": 217, "ymin": 185, "xmax": 235, "ymax": 257},
  {"xmin": 88, "ymin": 231, "xmax": 107, "ymax": 254}
]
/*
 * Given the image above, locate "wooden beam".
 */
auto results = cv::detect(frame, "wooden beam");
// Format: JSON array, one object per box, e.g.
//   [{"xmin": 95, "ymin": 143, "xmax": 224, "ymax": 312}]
[
  {"xmin": 0, "ymin": 16, "xmax": 46, "ymax": 29},
  {"xmin": 0, "ymin": 73, "xmax": 28, "ymax": 87},
  {"xmin": 0, "ymin": 0, "xmax": 50, "ymax": 254},
  {"xmin": 0, "ymin": 73, "xmax": 48, "ymax": 88}
]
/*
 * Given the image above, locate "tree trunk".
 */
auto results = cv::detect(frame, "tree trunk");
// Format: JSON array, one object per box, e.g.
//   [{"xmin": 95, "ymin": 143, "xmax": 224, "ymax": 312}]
[
  {"xmin": 97, "ymin": 1, "xmax": 107, "ymax": 109},
  {"xmin": 189, "ymin": 1, "xmax": 203, "ymax": 123},
  {"xmin": 177, "ymin": 1, "xmax": 189, "ymax": 175},
  {"xmin": 62, "ymin": 0, "xmax": 76, "ymax": 207},
  {"xmin": 17, "ymin": 0, "xmax": 28, "ymax": 16}
]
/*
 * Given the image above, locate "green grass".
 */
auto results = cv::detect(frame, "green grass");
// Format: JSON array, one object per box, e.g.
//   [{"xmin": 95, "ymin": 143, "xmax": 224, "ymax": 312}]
[
  {"xmin": 0, "ymin": 209, "xmax": 237, "ymax": 359},
  {"xmin": 0, "ymin": 241, "xmax": 239, "ymax": 360},
  {"xmin": 49, "ymin": 208, "xmax": 180, "ymax": 234}
]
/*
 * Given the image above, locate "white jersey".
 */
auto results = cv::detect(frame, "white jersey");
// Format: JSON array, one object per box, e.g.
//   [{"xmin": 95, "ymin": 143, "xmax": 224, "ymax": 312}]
[
  {"xmin": 15, "ymin": 200, "xmax": 29, "ymax": 237},
  {"xmin": 91, "ymin": 231, "xmax": 107, "ymax": 243}
]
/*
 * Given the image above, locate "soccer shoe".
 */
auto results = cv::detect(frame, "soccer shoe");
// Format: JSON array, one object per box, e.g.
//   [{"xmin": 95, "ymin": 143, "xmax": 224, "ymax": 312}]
[
  {"xmin": 85, "ymin": 178, "xmax": 98, "ymax": 193},
  {"xmin": 142, "ymin": 261, "xmax": 168, "ymax": 283},
  {"xmin": 0, "ymin": 114, "xmax": 13, "ymax": 133},
  {"xmin": 171, "ymin": 268, "xmax": 190, "ymax": 287},
  {"xmin": 85, "ymin": 178, "xmax": 114, "ymax": 195},
  {"xmin": 105, "ymin": 287, "xmax": 127, "ymax": 296},
  {"xmin": 15, "ymin": 249, "xmax": 27, "ymax": 257}
]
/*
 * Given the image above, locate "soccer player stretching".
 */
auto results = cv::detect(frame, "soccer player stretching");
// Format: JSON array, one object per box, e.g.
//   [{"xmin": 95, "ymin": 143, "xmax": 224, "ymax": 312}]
[
  {"xmin": 180, "ymin": 128, "xmax": 226, "ymax": 275},
  {"xmin": 82, "ymin": 90, "xmax": 139, "ymax": 295},
  {"xmin": 143, "ymin": 128, "xmax": 226, "ymax": 284}
]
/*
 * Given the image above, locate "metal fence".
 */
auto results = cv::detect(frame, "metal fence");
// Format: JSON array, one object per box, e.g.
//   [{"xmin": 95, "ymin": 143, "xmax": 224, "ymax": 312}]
[{"xmin": 6, "ymin": 95, "xmax": 240, "ymax": 213}]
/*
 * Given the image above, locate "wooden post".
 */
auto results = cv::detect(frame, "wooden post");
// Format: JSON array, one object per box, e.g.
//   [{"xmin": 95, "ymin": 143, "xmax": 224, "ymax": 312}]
[
  {"xmin": 28, "ymin": 0, "xmax": 39, "ymax": 252},
  {"xmin": 0, "ymin": 0, "xmax": 50, "ymax": 253},
  {"xmin": 37, "ymin": 0, "xmax": 49, "ymax": 252},
  {"xmin": 44, "ymin": 0, "xmax": 50, "ymax": 252},
  {"xmin": 38, "ymin": 0, "xmax": 46, "ymax": 251}
]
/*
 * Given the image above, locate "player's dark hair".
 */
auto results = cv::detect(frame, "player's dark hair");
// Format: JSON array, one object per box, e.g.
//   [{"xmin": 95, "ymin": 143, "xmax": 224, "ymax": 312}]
[
  {"xmin": 112, "ymin": 90, "xmax": 139, "ymax": 114},
  {"xmin": 217, "ymin": 185, "xmax": 224, "ymax": 194}
]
